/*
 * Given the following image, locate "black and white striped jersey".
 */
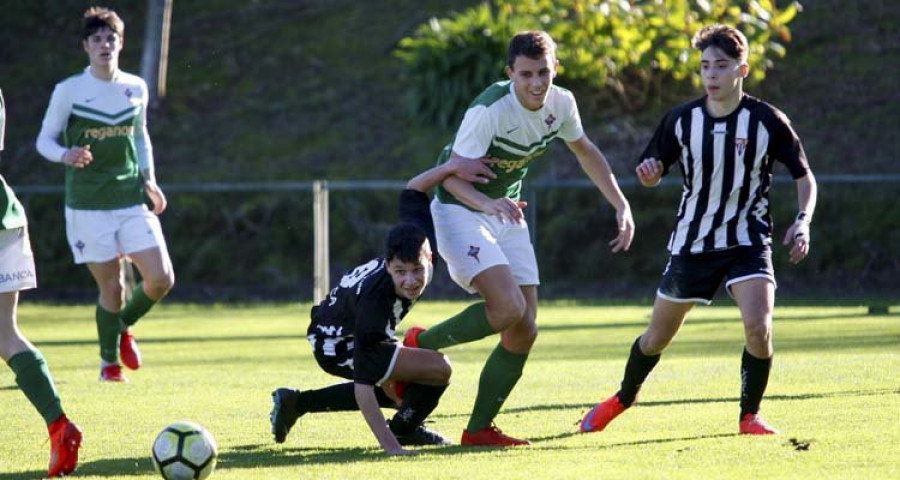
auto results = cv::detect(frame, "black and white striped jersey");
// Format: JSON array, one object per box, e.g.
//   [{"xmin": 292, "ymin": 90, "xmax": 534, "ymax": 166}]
[
  {"xmin": 640, "ymin": 94, "xmax": 810, "ymax": 255},
  {"xmin": 306, "ymin": 190, "xmax": 433, "ymax": 385}
]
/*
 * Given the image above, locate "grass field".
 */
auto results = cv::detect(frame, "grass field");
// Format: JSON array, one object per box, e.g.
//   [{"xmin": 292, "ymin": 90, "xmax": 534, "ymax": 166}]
[{"xmin": 1, "ymin": 301, "xmax": 898, "ymax": 479}]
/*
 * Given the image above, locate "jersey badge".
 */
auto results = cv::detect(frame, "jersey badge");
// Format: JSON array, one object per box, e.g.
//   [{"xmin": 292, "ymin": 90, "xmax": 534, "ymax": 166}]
[
  {"xmin": 543, "ymin": 114, "xmax": 556, "ymax": 129},
  {"xmin": 467, "ymin": 245, "xmax": 481, "ymax": 263},
  {"xmin": 735, "ymin": 138, "xmax": 748, "ymax": 157},
  {"xmin": 124, "ymin": 88, "xmax": 133, "ymax": 98}
]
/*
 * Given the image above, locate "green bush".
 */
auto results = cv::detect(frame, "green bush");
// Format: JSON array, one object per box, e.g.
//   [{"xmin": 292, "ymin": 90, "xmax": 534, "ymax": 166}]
[
  {"xmin": 395, "ymin": 0, "xmax": 802, "ymax": 125},
  {"xmin": 394, "ymin": 3, "xmax": 521, "ymax": 129}
]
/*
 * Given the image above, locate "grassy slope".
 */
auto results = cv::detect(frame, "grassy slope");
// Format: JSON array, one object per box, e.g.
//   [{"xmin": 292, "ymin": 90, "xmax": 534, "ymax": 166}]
[
  {"xmin": 0, "ymin": 302, "xmax": 898, "ymax": 479},
  {"xmin": 0, "ymin": 0, "xmax": 896, "ymax": 186}
]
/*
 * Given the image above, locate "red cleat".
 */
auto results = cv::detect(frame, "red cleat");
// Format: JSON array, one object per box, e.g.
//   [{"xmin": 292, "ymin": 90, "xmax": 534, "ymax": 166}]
[
  {"xmin": 100, "ymin": 364, "xmax": 128, "ymax": 382},
  {"xmin": 739, "ymin": 413, "xmax": 779, "ymax": 435},
  {"xmin": 48, "ymin": 415, "xmax": 82, "ymax": 477},
  {"xmin": 403, "ymin": 326, "xmax": 425, "ymax": 349},
  {"xmin": 461, "ymin": 425, "xmax": 530, "ymax": 447},
  {"xmin": 579, "ymin": 394, "xmax": 626, "ymax": 433},
  {"xmin": 119, "ymin": 329, "xmax": 142, "ymax": 370}
]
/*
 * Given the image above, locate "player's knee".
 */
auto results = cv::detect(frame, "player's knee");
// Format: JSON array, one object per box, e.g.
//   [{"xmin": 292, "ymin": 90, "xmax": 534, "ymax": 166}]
[
  {"xmin": 485, "ymin": 293, "xmax": 527, "ymax": 331},
  {"xmin": 743, "ymin": 319, "xmax": 771, "ymax": 345},
  {"xmin": 0, "ymin": 331, "xmax": 30, "ymax": 361},
  {"xmin": 145, "ymin": 271, "xmax": 175, "ymax": 298},
  {"xmin": 515, "ymin": 321, "xmax": 538, "ymax": 349},
  {"xmin": 436, "ymin": 354, "xmax": 452, "ymax": 384},
  {"xmin": 420, "ymin": 353, "xmax": 452, "ymax": 385},
  {"xmin": 100, "ymin": 278, "xmax": 125, "ymax": 302},
  {"xmin": 640, "ymin": 332, "xmax": 671, "ymax": 355}
]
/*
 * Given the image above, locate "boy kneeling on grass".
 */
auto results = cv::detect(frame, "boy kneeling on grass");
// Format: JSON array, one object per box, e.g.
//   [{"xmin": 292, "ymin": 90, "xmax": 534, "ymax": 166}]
[{"xmin": 271, "ymin": 157, "xmax": 496, "ymax": 455}]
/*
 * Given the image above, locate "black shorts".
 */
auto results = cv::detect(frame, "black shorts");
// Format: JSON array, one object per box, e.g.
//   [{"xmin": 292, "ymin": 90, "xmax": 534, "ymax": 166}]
[
  {"xmin": 308, "ymin": 331, "xmax": 400, "ymax": 386},
  {"xmin": 657, "ymin": 245, "xmax": 775, "ymax": 304}
]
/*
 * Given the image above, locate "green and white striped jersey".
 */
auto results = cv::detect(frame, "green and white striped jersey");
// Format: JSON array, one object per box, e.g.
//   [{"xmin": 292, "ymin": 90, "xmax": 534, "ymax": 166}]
[
  {"xmin": 0, "ymin": 88, "xmax": 28, "ymax": 230},
  {"xmin": 436, "ymin": 80, "xmax": 584, "ymax": 205},
  {"xmin": 37, "ymin": 67, "xmax": 154, "ymax": 210}
]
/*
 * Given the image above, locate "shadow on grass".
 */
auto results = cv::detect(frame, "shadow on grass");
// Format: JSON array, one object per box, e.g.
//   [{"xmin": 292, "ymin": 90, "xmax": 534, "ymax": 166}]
[
  {"xmin": 527, "ymin": 430, "xmax": 739, "ymax": 446},
  {"xmin": 5, "ymin": 388, "xmax": 895, "ymax": 478},
  {"xmin": 537, "ymin": 310, "xmax": 890, "ymax": 332},
  {"xmin": 31, "ymin": 309, "xmax": 896, "ymax": 349},
  {"xmin": 432, "ymin": 387, "xmax": 900, "ymax": 420},
  {"xmin": 32, "ymin": 334, "xmax": 307, "ymax": 348},
  {"xmin": 0, "ymin": 429, "xmax": 756, "ymax": 479},
  {"xmin": 0, "ymin": 446, "xmax": 385, "ymax": 479}
]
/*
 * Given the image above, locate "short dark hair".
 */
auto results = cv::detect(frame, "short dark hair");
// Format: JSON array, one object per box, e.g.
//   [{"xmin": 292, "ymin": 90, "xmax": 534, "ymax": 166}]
[
  {"xmin": 692, "ymin": 24, "xmax": 748, "ymax": 64},
  {"xmin": 82, "ymin": 7, "xmax": 124, "ymax": 40},
  {"xmin": 507, "ymin": 30, "xmax": 557, "ymax": 68},
  {"xmin": 384, "ymin": 223, "xmax": 429, "ymax": 264}
]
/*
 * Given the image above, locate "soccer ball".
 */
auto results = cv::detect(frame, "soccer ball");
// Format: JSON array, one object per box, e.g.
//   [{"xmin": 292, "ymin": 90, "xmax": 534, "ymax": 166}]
[{"xmin": 151, "ymin": 421, "xmax": 218, "ymax": 480}]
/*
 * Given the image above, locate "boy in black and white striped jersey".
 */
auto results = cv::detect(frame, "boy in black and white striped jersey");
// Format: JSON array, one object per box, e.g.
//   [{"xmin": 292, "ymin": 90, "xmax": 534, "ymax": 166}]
[{"xmin": 580, "ymin": 24, "xmax": 817, "ymax": 436}]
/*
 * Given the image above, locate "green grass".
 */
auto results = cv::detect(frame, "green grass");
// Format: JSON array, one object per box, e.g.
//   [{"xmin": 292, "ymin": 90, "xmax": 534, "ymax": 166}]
[{"xmin": 2, "ymin": 302, "xmax": 898, "ymax": 479}]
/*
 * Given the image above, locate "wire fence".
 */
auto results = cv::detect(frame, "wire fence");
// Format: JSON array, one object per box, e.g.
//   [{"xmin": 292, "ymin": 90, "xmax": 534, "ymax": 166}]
[{"xmin": 14, "ymin": 175, "xmax": 900, "ymax": 303}]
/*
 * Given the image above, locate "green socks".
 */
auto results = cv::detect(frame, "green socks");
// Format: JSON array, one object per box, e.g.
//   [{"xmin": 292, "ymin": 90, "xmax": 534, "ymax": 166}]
[
  {"xmin": 120, "ymin": 282, "xmax": 157, "ymax": 327},
  {"xmin": 97, "ymin": 284, "xmax": 159, "ymax": 363},
  {"xmin": 7, "ymin": 350, "xmax": 64, "ymax": 425},
  {"xmin": 416, "ymin": 302, "xmax": 524, "ymax": 432},
  {"xmin": 418, "ymin": 302, "xmax": 495, "ymax": 350},
  {"xmin": 466, "ymin": 343, "xmax": 528, "ymax": 432},
  {"xmin": 96, "ymin": 305, "xmax": 120, "ymax": 363}
]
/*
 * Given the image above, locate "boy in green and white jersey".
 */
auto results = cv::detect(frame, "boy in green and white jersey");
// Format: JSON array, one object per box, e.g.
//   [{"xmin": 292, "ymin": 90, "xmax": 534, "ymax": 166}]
[
  {"xmin": 36, "ymin": 7, "xmax": 174, "ymax": 382},
  {"xmin": 2, "ymin": 88, "xmax": 83, "ymax": 477},
  {"xmin": 404, "ymin": 31, "xmax": 635, "ymax": 446}
]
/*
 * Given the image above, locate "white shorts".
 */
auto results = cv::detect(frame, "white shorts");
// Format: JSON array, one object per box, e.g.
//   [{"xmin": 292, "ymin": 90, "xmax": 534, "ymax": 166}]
[
  {"xmin": 0, "ymin": 227, "xmax": 37, "ymax": 293},
  {"xmin": 65, "ymin": 205, "xmax": 169, "ymax": 264},
  {"xmin": 431, "ymin": 198, "xmax": 539, "ymax": 293}
]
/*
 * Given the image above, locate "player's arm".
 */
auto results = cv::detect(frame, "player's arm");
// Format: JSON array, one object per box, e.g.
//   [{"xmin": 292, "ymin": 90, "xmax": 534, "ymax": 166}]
[
  {"xmin": 352, "ymin": 296, "xmax": 415, "ymax": 455},
  {"xmin": 635, "ymin": 109, "xmax": 678, "ymax": 188},
  {"xmin": 36, "ymin": 85, "xmax": 92, "ymax": 169},
  {"xmin": 354, "ymin": 382, "xmax": 415, "ymax": 456},
  {"xmin": 566, "ymin": 135, "xmax": 634, "ymax": 253},
  {"xmin": 782, "ymin": 172, "xmax": 817, "ymax": 264},
  {"xmin": 406, "ymin": 156, "xmax": 497, "ymax": 193},
  {"xmin": 134, "ymin": 84, "xmax": 167, "ymax": 215},
  {"xmin": 441, "ymin": 153, "xmax": 526, "ymax": 224}
]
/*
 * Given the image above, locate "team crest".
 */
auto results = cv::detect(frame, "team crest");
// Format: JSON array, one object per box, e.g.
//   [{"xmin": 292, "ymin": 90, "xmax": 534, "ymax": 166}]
[
  {"xmin": 124, "ymin": 88, "xmax": 133, "ymax": 98},
  {"xmin": 544, "ymin": 114, "xmax": 556, "ymax": 129},
  {"xmin": 735, "ymin": 137, "xmax": 748, "ymax": 156},
  {"xmin": 467, "ymin": 245, "xmax": 481, "ymax": 263}
]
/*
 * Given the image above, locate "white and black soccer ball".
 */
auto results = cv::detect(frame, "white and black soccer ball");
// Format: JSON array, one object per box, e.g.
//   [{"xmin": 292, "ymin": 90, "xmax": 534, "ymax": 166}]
[{"xmin": 151, "ymin": 421, "xmax": 218, "ymax": 480}]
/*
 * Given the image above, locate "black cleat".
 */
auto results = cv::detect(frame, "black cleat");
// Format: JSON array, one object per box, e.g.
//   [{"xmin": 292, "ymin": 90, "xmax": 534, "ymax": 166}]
[
  {"xmin": 390, "ymin": 422, "xmax": 452, "ymax": 446},
  {"xmin": 271, "ymin": 388, "xmax": 302, "ymax": 443}
]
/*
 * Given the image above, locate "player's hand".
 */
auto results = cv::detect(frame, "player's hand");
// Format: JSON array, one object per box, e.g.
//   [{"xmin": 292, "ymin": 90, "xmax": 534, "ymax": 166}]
[
  {"xmin": 609, "ymin": 204, "xmax": 634, "ymax": 253},
  {"xmin": 449, "ymin": 156, "xmax": 498, "ymax": 184},
  {"xmin": 385, "ymin": 447, "xmax": 418, "ymax": 456},
  {"xmin": 635, "ymin": 158, "xmax": 663, "ymax": 187},
  {"xmin": 62, "ymin": 145, "xmax": 93, "ymax": 168},
  {"xmin": 144, "ymin": 181, "xmax": 168, "ymax": 215},
  {"xmin": 481, "ymin": 197, "xmax": 527, "ymax": 224},
  {"xmin": 782, "ymin": 217, "xmax": 810, "ymax": 264}
]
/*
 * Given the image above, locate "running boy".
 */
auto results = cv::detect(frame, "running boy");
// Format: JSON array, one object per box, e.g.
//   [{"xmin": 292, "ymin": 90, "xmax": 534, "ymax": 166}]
[
  {"xmin": 36, "ymin": 7, "xmax": 175, "ymax": 382},
  {"xmin": 579, "ymin": 24, "xmax": 817, "ymax": 436},
  {"xmin": 405, "ymin": 30, "xmax": 634, "ymax": 446}
]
